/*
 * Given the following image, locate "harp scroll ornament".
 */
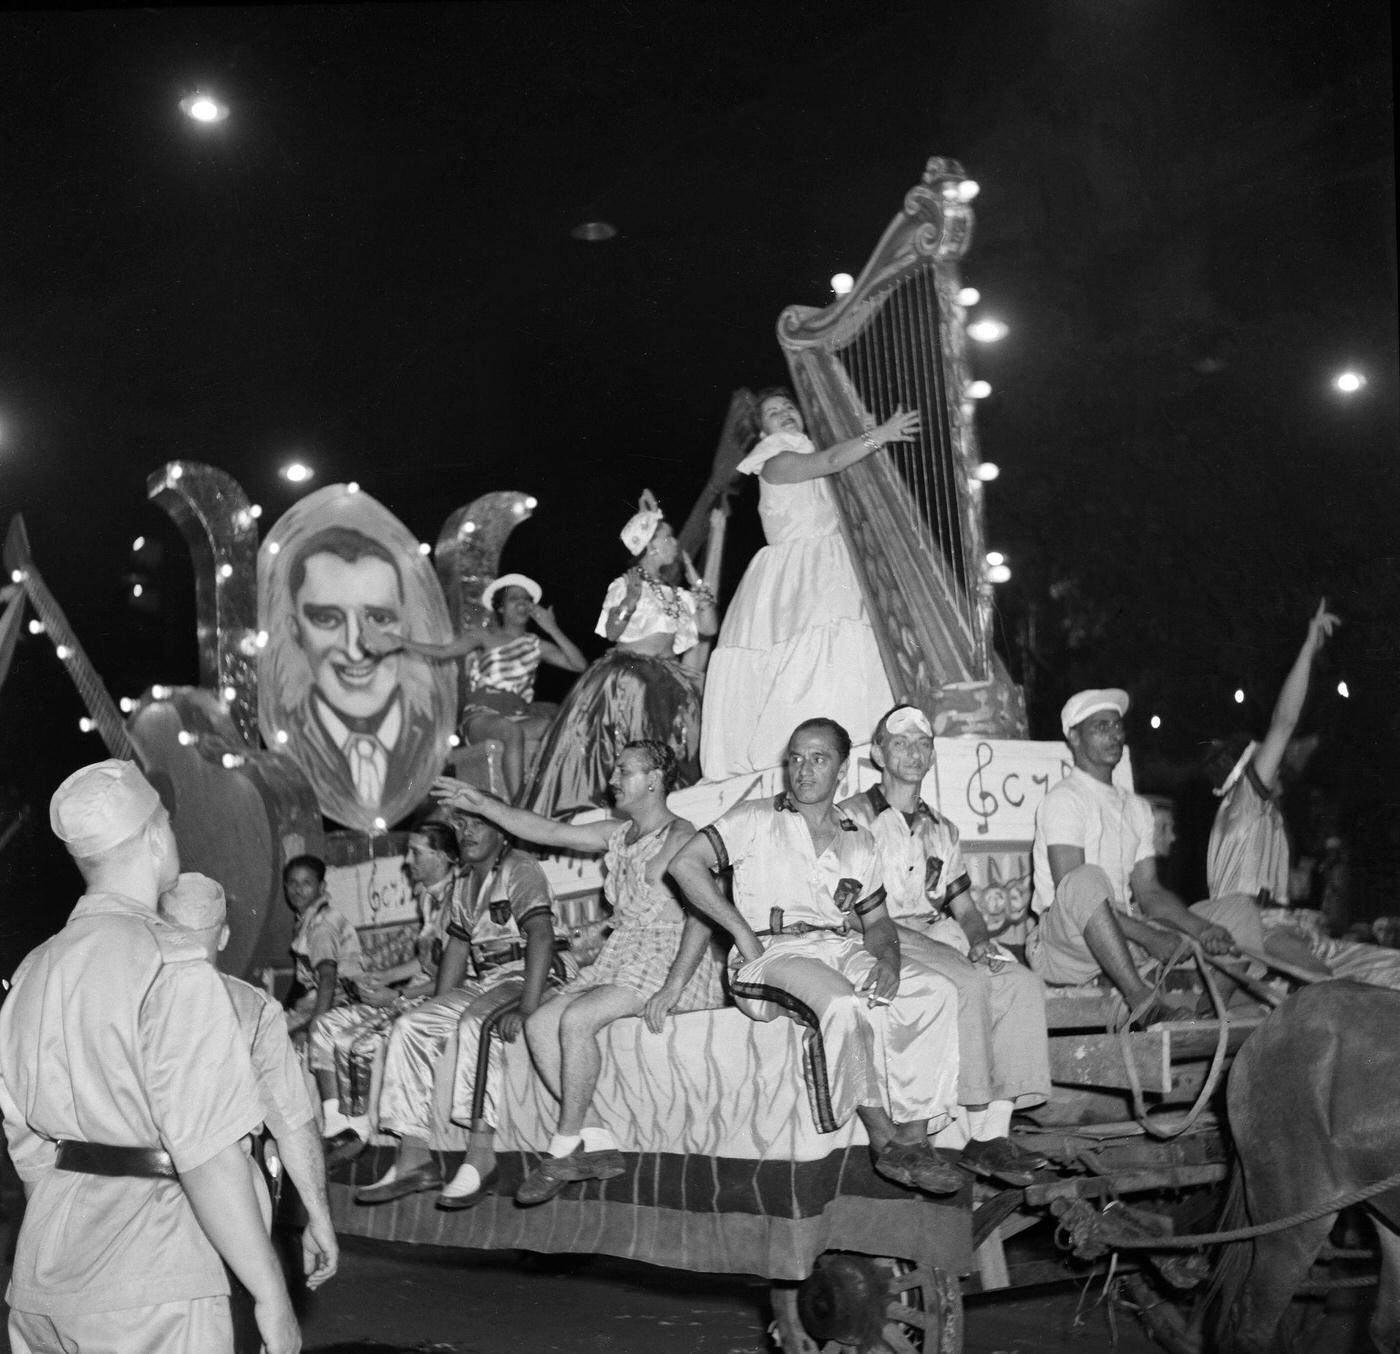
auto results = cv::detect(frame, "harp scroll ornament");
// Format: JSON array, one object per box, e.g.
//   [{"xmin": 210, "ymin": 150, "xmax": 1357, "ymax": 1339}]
[{"xmin": 776, "ymin": 156, "xmax": 1024, "ymax": 737}]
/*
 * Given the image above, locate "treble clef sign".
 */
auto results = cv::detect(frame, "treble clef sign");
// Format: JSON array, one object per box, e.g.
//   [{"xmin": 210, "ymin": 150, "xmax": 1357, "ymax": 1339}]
[{"xmin": 965, "ymin": 741, "xmax": 998, "ymax": 835}]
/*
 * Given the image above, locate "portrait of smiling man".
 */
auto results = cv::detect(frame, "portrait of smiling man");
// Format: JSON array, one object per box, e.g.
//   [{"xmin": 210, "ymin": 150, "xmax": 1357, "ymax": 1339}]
[{"xmin": 259, "ymin": 488, "xmax": 457, "ymax": 831}]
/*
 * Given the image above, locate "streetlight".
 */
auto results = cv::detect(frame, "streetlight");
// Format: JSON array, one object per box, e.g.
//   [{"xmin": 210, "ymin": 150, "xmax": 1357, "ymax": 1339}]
[
  {"xmin": 831, "ymin": 273, "xmax": 854, "ymax": 297},
  {"xmin": 280, "ymin": 462, "xmax": 314, "ymax": 484},
  {"xmin": 1332, "ymin": 370, "xmax": 1367, "ymax": 395},
  {"xmin": 179, "ymin": 93, "xmax": 229, "ymax": 125}
]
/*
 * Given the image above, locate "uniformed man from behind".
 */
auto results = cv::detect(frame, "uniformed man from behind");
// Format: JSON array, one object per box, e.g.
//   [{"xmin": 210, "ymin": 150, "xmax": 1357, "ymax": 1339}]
[{"xmin": 0, "ymin": 760, "xmax": 301, "ymax": 1354}]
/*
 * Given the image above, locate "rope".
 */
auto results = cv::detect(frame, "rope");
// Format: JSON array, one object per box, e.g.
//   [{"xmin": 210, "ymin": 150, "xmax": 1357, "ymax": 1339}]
[
  {"xmin": 1117, "ymin": 936, "xmax": 1231, "ymax": 1141},
  {"xmin": 1107, "ymin": 1164, "xmax": 1400, "ymax": 1249}
]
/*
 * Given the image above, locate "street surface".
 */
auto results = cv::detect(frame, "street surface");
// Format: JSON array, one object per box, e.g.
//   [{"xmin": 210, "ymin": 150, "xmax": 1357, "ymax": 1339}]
[{"xmin": 0, "ymin": 1238, "xmax": 1377, "ymax": 1352}]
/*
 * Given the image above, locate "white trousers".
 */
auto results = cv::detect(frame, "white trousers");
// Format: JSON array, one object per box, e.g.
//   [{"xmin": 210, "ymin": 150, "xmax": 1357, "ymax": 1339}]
[{"xmin": 730, "ymin": 931, "xmax": 959, "ymax": 1132}]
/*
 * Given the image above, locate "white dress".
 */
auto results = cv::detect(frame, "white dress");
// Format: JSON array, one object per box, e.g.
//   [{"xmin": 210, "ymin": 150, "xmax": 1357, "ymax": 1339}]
[{"xmin": 700, "ymin": 433, "xmax": 894, "ymax": 777}]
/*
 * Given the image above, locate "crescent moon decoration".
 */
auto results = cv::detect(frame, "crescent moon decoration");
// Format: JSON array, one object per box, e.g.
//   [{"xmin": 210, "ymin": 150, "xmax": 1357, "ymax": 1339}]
[
  {"xmin": 434, "ymin": 491, "xmax": 538, "ymax": 635},
  {"xmin": 148, "ymin": 461, "xmax": 262, "ymax": 747}
]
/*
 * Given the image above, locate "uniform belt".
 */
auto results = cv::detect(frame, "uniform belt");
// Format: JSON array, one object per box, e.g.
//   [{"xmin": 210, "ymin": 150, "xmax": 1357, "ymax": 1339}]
[
  {"xmin": 55, "ymin": 1140, "xmax": 177, "ymax": 1179},
  {"xmin": 756, "ymin": 922, "xmax": 848, "ymax": 938},
  {"xmin": 476, "ymin": 945, "xmax": 525, "ymax": 972},
  {"xmin": 476, "ymin": 936, "xmax": 572, "ymax": 972}
]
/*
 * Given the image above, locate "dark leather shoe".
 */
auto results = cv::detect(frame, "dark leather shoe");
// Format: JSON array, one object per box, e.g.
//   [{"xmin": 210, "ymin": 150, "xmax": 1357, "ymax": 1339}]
[
  {"xmin": 516, "ymin": 1146, "xmax": 627, "ymax": 1207},
  {"xmin": 872, "ymin": 1141, "xmax": 963, "ymax": 1196},
  {"xmin": 956, "ymin": 1136, "xmax": 1045, "ymax": 1188},
  {"xmin": 323, "ymin": 1129, "xmax": 366, "ymax": 1168},
  {"xmin": 355, "ymin": 1163, "xmax": 443, "ymax": 1206},
  {"xmin": 436, "ymin": 1165, "xmax": 501, "ymax": 1212}
]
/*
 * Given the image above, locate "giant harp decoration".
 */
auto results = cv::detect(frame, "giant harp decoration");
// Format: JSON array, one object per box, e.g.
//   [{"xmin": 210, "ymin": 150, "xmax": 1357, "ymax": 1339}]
[{"xmin": 778, "ymin": 157, "xmax": 1026, "ymax": 736}]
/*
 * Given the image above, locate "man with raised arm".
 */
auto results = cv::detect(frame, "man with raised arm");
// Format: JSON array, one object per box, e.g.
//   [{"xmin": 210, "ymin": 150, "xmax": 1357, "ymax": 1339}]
[
  {"xmin": 158, "ymin": 872, "xmax": 338, "ymax": 1297},
  {"xmin": 1207, "ymin": 601, "xmax": 1340, "ymax": 906},
  {"xmin": 1201, "ymin": 602, "xmax": 1400, "ymax": 986},
  {"xmin": 433, "ymin": 739, "xmax": 724, "ymax": 1206},
  {"xmin": 669, "ymin": 718, "xmax": 964, "ymax": 1195},
  {"xmin": 0, "ymin": 760, "xmax": 300, "ymax": 1354},
  {"xmin": 1027, "ymin": 691, "xmax": 1241, "ymax": 1028},
  {"xmin": 841, "ymin": 704, "xmax": 1051, "ymax": 1188}
]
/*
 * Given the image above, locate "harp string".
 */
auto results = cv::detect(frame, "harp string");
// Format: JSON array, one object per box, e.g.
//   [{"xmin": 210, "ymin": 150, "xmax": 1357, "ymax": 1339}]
[{"xmin": 832, "ymin": 266, "xmax": 976, "ymax": 636}]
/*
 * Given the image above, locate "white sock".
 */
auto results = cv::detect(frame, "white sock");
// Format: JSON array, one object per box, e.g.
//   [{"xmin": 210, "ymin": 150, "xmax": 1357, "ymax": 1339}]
[
  {"xmin": 445, "ymin": 1162, "xmax": 481, "ymax": 1196},
  {"xmin": 580, "ymin": 1126, "xmax": 617, "ymax": 1154},
  {"xmin": 345, "ymin": 1113, "xmax": 370, "ymax": 1139},
  {"xmin": 322, "ymin": 1100, "xmax": 348, "ymax": 1137},
  {"xmin": 547, "ymin": 1133, "xmax": 583, "ymax": 1159},
  {"xmin": 983, "ymin": 1101, "xmax": 1013, "ymax": 1139},
  {"xmin": 964, "ymin": 1107, "xmax": 990, "ymax": 1141}
]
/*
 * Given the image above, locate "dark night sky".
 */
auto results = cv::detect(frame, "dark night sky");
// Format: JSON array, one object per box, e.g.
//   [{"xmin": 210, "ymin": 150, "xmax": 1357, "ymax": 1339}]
[{"xmin": 0, "ymin": 2, "xmax": 1395, "ymax": 946}]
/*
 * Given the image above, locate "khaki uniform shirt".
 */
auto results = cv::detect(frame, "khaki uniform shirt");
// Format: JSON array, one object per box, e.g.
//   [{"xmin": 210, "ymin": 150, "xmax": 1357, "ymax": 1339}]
[
  {"xmin": 222, "ymin": 974, "xmax": 316, "ymax": 1140},
  {"xmin": 0, "ymin": 893, "xmax": 263, "ymax": 1316}
]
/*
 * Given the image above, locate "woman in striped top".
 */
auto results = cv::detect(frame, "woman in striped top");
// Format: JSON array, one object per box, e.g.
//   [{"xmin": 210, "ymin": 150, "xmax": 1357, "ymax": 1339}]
[{"xmin": 363, "ymin": 573, "xmax": 585, "ymax": 799}]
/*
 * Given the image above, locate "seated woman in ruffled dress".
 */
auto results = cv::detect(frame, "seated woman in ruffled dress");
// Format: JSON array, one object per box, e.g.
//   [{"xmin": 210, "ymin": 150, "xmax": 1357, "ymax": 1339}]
[
  {"xmin": 700, "ymin": 389, "xmax": 920, "ymax": 779},
  {"xmin": 364, "ymin": 572, "xmax": 585, "ymax": 800},
  {"xmin": 524, "ymin": 492, "xmax": 719, "ymax": 818}
]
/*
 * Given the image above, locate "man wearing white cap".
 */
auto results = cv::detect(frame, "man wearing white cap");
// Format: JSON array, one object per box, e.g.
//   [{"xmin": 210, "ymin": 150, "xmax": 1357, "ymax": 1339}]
[
  {"xmin": 159, "ymin": 873, "xmax": 338, "ymax": 1292},
  {"xmin": 0, "ymin": 760, "xmax": 299, "ymax": 1354},
  {"xmin": 842, "ymin": 704, "xmax": 1051, "ymax": 1188},
  {"xmin": 1027, "ymin": 691, "xmax": 1238, "ymax": 1027}
]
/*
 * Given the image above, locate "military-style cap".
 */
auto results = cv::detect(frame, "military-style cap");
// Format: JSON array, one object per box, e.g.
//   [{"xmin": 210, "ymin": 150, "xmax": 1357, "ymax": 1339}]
[
  {"xmin": 160, "ymin": 872, "xmax": 227, "ymax": 930},
  {"xmin": 49, "ymin": 759, "xmax": 162, "ymax": 858}
]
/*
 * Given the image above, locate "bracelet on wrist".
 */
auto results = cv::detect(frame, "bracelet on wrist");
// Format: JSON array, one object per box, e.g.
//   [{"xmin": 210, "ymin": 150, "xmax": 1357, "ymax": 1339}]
[{"xmin": 861, "ymin": 430, "xmax": 882, "ymax": 453}]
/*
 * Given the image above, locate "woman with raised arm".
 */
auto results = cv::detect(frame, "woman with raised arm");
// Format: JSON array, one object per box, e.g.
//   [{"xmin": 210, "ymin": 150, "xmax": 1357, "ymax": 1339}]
[
  {"xmin": 524, "ymin": 491, "xmax": 719, "ymax": 818},
  {"xmin": 699, "ymin": 388, "xmax": 921, "ymax": 779},
  {"xmin": 363, "ymin": 573, "xmax": 586, "ymax": 800},
  {"xmin": 433, "ymin": 740, "xmax": 724, "ymax": 1205}
]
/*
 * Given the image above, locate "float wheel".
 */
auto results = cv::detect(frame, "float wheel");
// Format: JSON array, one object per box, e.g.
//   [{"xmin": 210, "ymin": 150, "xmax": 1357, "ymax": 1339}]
[{"xmin": 771, "ymin": 1254, "xmax": 962, "ymax": 1353}]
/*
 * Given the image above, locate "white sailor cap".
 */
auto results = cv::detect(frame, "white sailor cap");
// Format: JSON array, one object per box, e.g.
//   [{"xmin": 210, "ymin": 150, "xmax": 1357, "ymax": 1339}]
[
  {"xmin": 481, "ymin": 573, "xmax": 542, "ymax": 608},
  {"xmin": 1060, "ymin": 688, "xmax": 1129, "ymax": 739}
]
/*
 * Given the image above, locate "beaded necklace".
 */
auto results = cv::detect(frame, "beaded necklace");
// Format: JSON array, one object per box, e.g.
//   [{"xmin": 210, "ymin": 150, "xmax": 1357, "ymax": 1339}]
[{"xmin": 634, "ymin": 567, "xmax": 686, "ymax": 621}]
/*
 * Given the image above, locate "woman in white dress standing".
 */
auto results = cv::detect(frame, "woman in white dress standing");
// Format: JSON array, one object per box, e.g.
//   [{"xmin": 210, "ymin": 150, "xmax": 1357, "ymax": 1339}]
[{"xmin": 700, "ymin": 388, "xmax": 920, "ymax": 779}]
